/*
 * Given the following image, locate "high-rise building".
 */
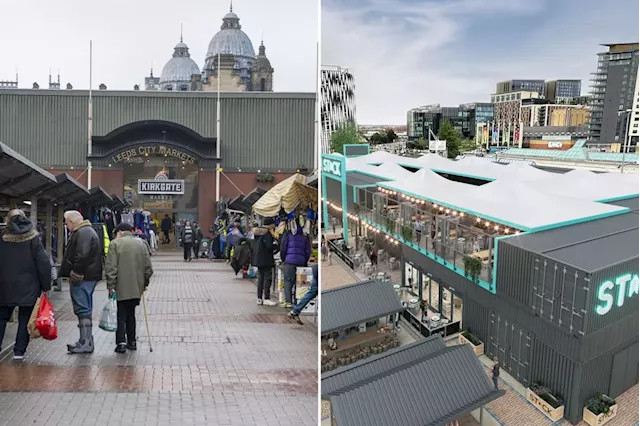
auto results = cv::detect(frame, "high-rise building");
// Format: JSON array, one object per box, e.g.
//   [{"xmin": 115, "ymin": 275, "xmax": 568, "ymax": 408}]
[
  {"xmin": 320, "ymin": 66, "xmax": 356, "ymax": 153},
  {"xmin": 588, "ymin": 43, "xmax": 639, "ymax": 144},
  {"xmin": 496, "ymin": 79, "xmax": 545, "ymax": 96},
  {"xmin": 544, "ymin": 80, "xmax": 582, "ymax": 102},
  {"xmin": 629, "ymin": 76, "xmax": 640, "ymax": 146}
]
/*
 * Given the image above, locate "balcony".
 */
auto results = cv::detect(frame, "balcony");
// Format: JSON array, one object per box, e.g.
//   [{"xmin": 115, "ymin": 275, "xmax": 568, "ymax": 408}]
[{"xmin": 357, "ymin": 195, "xmax": 505, "ymax": 294}]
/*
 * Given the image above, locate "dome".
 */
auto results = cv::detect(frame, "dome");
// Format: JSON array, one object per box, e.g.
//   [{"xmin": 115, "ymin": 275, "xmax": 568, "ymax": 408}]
[
  {"xmin": 159, "ymin": 41, "xmax": 200, "ymax": 88},
  {"xmin": 203, "ymin": 8, "xmax": 255, "ymax": 66},
  {"xmin": 253, "ymin": 42, "xmax": 273, "ymax": 72}
]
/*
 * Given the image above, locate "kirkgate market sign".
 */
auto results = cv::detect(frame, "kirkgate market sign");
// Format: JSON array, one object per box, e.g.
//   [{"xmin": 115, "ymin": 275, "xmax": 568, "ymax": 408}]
[
  {"xmin": 595, "ymin": 273, "xmax": 639, "ymax": 316},
  {"xmin": 111, "ymin": 146, "xmax": 197, "ymax": 164}
]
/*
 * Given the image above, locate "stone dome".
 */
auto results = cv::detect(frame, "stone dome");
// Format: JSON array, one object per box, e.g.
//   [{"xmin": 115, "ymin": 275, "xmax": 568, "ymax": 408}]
[
  {"xmin": 160, "ymin": 40, "xmax": 200, "ymax": 90},
  {"xmin": 202, "ymin": 6, "xmax": 255, "ymax": 83}
]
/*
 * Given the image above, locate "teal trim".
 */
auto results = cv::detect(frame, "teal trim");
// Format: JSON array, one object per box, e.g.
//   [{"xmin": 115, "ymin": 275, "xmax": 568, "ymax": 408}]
[
  {"xmin": 353, "ymin": 184, "xmax": 379, "ymax": 188},
  {"xmin": 378, "ymin": 183, "xmax": 531, "ymax": 232},
  {"xmin": 361, "ymin": 217, "xmax": 496, "ymax": 294},
  {"xmin": 323, "ymin": 173, "xmax": 342, "ymax": 182},
  {"xmin": 353, "ymin": 186, "xmax": 357, "ymax": 203},
  {"xmin": 322, "ymin": 173, "xmax": 329, "ymax": 232},
  {"xmin": 527, "ymin": 208, "xmax": 630, "ymax": 233},
  {"xmin": 341, "ymin": 166, "xmax": 349, "ymax": 241},
  {"xmin": 596, "ymin": 194, "xmax": 639, "ymax": 203},
  {"xmin": 429, "ymin": 168, "xmax": 495, "ymax": 182}
]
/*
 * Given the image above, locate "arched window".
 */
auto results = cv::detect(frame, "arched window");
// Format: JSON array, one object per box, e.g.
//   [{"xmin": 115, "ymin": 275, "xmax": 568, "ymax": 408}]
[
  {"xmin": 260, "ymin": 78, "xmax": 266, "ymax": 91},
  {"xmin": 165, "ymin": 85, "xmax": 173, "ymax": 91},
  {"xmin": 179, "ymin": 85, "xmax": 188, "ymax": 91}
]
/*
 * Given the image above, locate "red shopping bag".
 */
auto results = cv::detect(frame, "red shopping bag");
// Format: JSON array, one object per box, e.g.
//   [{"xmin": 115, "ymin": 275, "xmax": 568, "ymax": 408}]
[{"xmin": 36, "ymin": 294, "xmax": 58, "ymax": 340}]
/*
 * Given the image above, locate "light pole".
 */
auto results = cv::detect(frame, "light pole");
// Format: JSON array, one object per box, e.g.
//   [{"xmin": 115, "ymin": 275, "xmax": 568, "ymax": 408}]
[{"xmin": 618, "ymin": 109, "xmax": 632, "ymax": 173}]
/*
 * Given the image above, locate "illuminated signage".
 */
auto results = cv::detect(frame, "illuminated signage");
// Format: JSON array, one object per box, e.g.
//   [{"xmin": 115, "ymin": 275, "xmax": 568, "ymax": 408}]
[
  {"xmin": 322, "ymin": 158, "xmax": 342, "ymax": 178},
  {"xmin": 595, "ymin": 274, "xmax": 639, "ymax": 316},
  {"xmin": 138, "ymin": 179, "xmax": 185, "ymax": 195},
  {"xmin": 112, "ymin": 146, "xmax": 197, "ymax": 164}
]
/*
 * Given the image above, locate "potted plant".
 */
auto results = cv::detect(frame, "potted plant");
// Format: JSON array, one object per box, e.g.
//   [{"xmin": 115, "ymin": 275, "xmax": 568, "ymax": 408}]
[
  {"xmin": 458, "ymin": 330, "xmax": 484, "ymax": 356},
  {"xmin": 384, "ymin": 216, "xmax": 396, "ymax": 234},
  {"xmin": 463, "ymin": 255, "xmax": 482, "ymax": 282},
  {"xmin": 401, "ymin": 225, "xmax": 413, "ymax": 242},
  {"xmin": 583, "ymin": 394, "xmax": 618, "ymax": 426},
  {"xmin": 526, "ymin": 382, "xmax": 565, "ymax": 421},
  {"xmin": 256, "ymin": 172, "xmax": 275, "ymax": 183}
]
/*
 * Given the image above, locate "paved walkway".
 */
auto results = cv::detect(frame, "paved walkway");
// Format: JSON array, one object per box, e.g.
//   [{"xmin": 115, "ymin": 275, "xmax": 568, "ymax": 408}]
[{"xmin": 0, "ymin": 252, "xmax": 317, "ymax": 426}]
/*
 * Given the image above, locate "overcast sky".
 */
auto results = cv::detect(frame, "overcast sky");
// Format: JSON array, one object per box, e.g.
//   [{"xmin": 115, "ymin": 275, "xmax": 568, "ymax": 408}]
[
  {"xmin": 322, "ymin": 0, "xmax": 639, "ymax": 125},
  {"xmin": 0, "ymin": 0, "xmax": 318, "ymax": 92}
]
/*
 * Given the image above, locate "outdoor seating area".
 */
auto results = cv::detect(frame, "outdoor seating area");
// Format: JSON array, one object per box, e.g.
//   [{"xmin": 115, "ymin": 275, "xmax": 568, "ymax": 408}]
[{"xmin": 321, "ymin": 279, "xmax": 405, "ymax": 372}]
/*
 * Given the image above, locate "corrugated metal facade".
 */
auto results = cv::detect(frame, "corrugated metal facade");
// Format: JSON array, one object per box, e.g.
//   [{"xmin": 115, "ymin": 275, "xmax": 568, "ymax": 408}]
[
  {"xmin": 529, "ymin": 339, "xmax": 576, "ymax": 418},
  {"xmin": 586, "ymin": 257, "xmax": 640, "ymax": 333},
  {"xmin": 0, "ymin": 90, "xmax": 315, "ymax": 171}
]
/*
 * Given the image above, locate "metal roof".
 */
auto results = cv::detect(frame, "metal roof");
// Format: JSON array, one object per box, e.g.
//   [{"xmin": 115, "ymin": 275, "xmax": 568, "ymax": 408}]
[
  {"xmin": 321, "ymin": 336, "xmax": 446, "ymax": 397},
  {"xmin": 242, "ymin": 187, "xmax": 267, "ymax": 207},
  {"xmin": 607, "ymin": 197, "xmax": 639, "ymax": 211},
  {"xmin": 346, "ymin": 171, "xmax": 385, "ymax": 186},
  {"xmin": 506, "ymin": 209, "xmax": 639, "ymax": 272},
  {"xmin": 0, "ymin": 141, "xmax": 57, "ymax": 200},
  {"xmin": 83, "ymin": 187, "xmax": 113, "ymax": 208},
  {"xmin": 328, "ymin": 343, "xmax": 505, "ymax": 426},
  {"xmin": 321, "ymin": 280, "xmax": 404, "ymax": 335}
]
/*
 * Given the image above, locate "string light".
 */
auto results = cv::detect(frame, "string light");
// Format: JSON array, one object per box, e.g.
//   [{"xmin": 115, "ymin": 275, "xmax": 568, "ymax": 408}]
[
  {"xmin": 476, "ymin": 218, "xmax": 481, "ymax": 223},
  {"xmin": 494, "ymin": 225, "xmax": 499, "ymax": 231},
  {"xmin": 504, "ymin": 228, "xmax": 510, "ymax": 234},
  {"xmin": 485, "ymin": 221, "xmax": 490, "ymax": 227}
]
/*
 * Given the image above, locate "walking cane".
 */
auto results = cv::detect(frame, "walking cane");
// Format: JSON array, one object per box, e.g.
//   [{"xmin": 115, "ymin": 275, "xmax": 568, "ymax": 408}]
[{"xmin": 141, "ymin": 292, "xmax": 153, "ymax": 352}]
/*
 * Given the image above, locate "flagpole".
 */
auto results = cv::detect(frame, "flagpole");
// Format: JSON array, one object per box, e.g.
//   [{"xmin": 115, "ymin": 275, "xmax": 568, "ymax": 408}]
[
  {"xmin": 87, "ymin": 40, "xmax": 93, "ymax": 188},
  {"xmin": 215, "ymin": 53, "xmax": 221, "ymax": 206}
]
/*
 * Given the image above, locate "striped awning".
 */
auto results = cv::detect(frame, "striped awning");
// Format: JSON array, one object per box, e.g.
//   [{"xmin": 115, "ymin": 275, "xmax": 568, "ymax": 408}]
[{"xmin": 252, "ymin": 174, "xmax": 318, "ymax": 217}]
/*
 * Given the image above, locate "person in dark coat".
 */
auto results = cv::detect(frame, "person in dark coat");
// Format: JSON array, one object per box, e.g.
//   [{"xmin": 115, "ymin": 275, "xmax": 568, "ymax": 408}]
[
  {"xmin": 280, "ymin": 226, "xmax": 311, "ymax": 308},
  {"xmin": 0, "ymin": 210, "xmax": 51, "ymax": 360},
  {"xmin": 59, "ymin": 210, "xmax": 103, "ymax": 354},
  {"xmin": 252, "ymin": 218, "xmax": 279, "ymax": 306},
  {"xmin": 192, "ymin": 222, "xmax": 204, "ymax": 259},
  {"xmin": 161, "ymin": 214, "xmax": 172, "ymax": 244}
]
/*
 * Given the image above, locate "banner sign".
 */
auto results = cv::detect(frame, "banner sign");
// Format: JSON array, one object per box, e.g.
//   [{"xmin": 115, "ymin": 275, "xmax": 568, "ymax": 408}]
[
  {"xmin": 138, "ymin": 179, "xmax": 185, "ymax": 195},
  {"xmin": 112, "ymin": 146, "xmax": 197, "ymax": 164}
]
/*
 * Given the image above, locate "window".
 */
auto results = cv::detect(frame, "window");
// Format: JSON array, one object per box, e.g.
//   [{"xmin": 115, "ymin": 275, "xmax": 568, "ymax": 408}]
[{"xmin": 260, "ymin": 78, "xmax": 266, "ymax": 91}]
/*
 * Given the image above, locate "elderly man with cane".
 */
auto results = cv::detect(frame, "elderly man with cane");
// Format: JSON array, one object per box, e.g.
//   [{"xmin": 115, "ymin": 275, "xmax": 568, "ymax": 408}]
[{"xmin": 105, "ymin": 223, "xmax": 154, "ymax": 353}]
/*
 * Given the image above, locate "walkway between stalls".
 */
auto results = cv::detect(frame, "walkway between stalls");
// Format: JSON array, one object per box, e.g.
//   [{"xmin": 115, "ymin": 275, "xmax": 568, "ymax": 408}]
[{"xmin": 0, "ymin": 252, "xmax": 317, "ymax": 426}]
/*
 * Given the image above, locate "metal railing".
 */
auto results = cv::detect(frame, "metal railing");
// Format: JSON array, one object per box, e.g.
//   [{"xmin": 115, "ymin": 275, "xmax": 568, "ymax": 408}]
[
  {"xmin": 359, "ymin": 207, "xmax": 493, "ymax": 284},
  {"xmin": 328, "ymin": 239, "xmax": 355, "ymax": 270}
]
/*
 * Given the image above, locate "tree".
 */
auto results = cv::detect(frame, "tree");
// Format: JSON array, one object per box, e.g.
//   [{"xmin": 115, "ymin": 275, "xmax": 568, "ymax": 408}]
[
  {"xmin": 330, "ymin": 122, "xmax": 360, "ymax": 153},
  {"xmin": 437, "ymin": 120, "xmax": 461, "ymax": 159},
  {"xmin": 370, "ymin": 132, "xmax": 382, "ymax": 145},
  {"xmin": 386, "ymin": 128, "xmax": 398, "ymax": 143},
  {"xmin": 459, "ymin": 139, "xmax": 478, "ymax": 153}
]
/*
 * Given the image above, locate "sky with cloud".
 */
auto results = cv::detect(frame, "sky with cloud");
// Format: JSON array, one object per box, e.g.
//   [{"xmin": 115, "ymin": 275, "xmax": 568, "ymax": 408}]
[
  {"xmin": 0, "ymin": 0, "xmax": 317, "ymax": 92},
  {"xmin": 322, "ymin": 0, "xmax": 639, "ymax": 124}
]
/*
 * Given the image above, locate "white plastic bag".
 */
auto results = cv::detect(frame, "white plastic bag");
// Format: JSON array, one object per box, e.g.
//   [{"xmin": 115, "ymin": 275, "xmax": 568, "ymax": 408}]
[{"xmin": 99, "ymin": 294, "xmax": 118, "ymax": 332}]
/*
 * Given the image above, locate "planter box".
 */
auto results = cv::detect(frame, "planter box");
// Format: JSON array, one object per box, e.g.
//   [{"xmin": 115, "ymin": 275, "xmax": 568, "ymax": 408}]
[
  {"xmin": 526, "ymin": 388, "xmax": 565, "ymax": 422},
  {"xmin": 583, "ymin": 403, "xmax": 618, "ymax": 426},
  {"xmin": 458, "ymin": 334, "xmax": 484, "ymax": 357}
]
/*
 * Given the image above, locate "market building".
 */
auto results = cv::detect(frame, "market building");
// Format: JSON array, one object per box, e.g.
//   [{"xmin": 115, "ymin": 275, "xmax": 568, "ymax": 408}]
[
  {"xmin": 321, "ymin": 148, "xmax": 639, "ymax": 423},
  {"xmin": 0, "ymin": 89, "xmax": 315, "ymax": 231}
]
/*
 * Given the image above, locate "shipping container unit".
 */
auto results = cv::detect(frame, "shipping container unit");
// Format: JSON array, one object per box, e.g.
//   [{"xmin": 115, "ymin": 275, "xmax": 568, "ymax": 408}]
[{"xmin": 321, "ymin": 148, "xmax": 639, "ymax": 423}]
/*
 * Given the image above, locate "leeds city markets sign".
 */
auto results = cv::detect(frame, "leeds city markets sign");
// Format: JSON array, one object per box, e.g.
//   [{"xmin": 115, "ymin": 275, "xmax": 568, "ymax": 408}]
[
  {"xmin": 595, "ymin": 273, "xmax": 639, "ymax": 316},
  {"xmin": 112, "ymin": 145, "xmax": 197, "ymax": 165}
]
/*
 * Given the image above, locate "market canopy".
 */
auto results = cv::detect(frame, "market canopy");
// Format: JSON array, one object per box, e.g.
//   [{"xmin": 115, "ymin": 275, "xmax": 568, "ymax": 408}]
[
  {"xmin": 82, "ymin": 187, "xmax": 113, "ymax": 208},
  {"xmin": 252, "ymin": 173, "xmax": 317, "ymax": 217},
  {"xmin": 0, "ymin": 141, "xmax": 57, "ymax": 200}
]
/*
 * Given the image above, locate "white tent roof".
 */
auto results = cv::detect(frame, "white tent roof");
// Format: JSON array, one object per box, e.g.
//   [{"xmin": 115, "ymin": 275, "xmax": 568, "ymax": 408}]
[{"xmin": 351, "ymin": 152, "xmax": 635, "ymax": 231}]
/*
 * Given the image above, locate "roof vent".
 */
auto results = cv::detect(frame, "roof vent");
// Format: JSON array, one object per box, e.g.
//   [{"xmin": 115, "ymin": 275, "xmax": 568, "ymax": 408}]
[
  {"xmin": 133, "ymin": 84, "xmax": 140, "ymax": 91},
  {"xmin": 99, "ymin": 83, "xmax": 107, "ymax": 90},
  {"xmin": 66, "ymin": 83, "xmax": 73, "ymax": 90},
  {"xmin": 32, "ymin": 82, "xmax": 39, "ymax": 89}
]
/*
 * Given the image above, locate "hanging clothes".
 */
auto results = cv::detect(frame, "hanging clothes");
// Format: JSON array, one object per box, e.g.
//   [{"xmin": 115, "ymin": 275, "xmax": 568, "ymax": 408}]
[{"xmin": 121, "ymin": 212, "xmax": 134, "ymax": 225}]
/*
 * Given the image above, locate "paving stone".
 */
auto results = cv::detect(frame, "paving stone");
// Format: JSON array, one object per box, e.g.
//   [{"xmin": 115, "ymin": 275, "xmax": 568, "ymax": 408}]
[{"xmin": 0, "ymin": 253, "xmax": 317, "ymax": 425}]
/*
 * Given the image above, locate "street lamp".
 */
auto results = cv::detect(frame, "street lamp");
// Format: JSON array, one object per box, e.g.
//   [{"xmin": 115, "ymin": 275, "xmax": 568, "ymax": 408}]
[{"xmin": 617, "ymin": 109, "xmax": 633, "ymax": 173}]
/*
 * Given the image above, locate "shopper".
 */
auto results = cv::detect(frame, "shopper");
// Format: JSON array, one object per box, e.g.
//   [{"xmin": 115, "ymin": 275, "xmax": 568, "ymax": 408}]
[
  {"xmin": 181, "ymin": 220, "xmax": 194, "ymax": 262},
  {"xmin": 192, "ymin": 222, "xmax": 203, "ymax": 259},
  {"xmin": 492, "ymin": 357, "xmax": 500, "ymax": 390},
  {"xmin": 161, "ymin": 214, "xmax": 172, "ymax": 244},
  {"xmin": 59, "ymin": 210, "xmax": 103, "ymax": 354},
  {"xmin": 252, "ymin": 218, "xmax": 279, "ymax": 306},
  {"xmin": 281, "ymin": 225, "xmax": 311, "ymax": 309},
  {"xmin": 105, "ymin": 223, "xmax": 153, "ymax": 353},
  {"xmin": 287, "ymin": 263, "xmax": 317, "ymax": 325},
  {"xmin": 0, "ymin": 210, "xmax": 52, "ymax": 360},
  {"xmin": 369, "ymin": 247, "xmax": 378, "ymax": 266}
]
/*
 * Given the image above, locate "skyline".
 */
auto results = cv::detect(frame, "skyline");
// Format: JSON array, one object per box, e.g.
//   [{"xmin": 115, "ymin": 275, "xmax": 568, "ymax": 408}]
[
  {"xmin": 0, "ymin": 0, "xmax": 318, "ymax": 92},
  {"xmin": 322, "ymin": 0, "xmax": 639, "ymax": 124}
]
